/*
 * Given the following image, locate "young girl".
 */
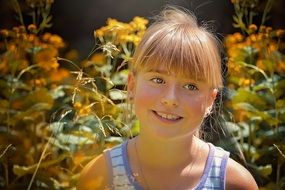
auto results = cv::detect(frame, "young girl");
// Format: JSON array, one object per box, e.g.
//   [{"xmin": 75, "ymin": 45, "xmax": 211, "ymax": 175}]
[{"xmin": 77, "ymin": 6, "xmax": 259, "ymax": 190}]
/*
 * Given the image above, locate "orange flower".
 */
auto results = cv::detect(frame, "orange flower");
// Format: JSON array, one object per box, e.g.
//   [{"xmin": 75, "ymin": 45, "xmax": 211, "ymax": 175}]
[
  {"xmin": 90, "ymin": 53, "xmax": 106, "ymax": 66},
  {"xmin": 0, "ymin": 58, "xmax": 9, "ymax": 75},
  {"xmin": 27, "ymin": 24, "xmax": 37, "ymax": 33},
  {"xmin": 276, "ymin": 61, "xmax": 285, "ymax": 73},
  {"xmin": 11, "ymin": 100, "xmax": 24, "ymax": 110},
  {"xmin": 29, "ymin": 78, "xmax": 47, "ymax": 87},
  {"xmin": 49, "ymin": 34, "xmax": 65, "ymax": 48},
  {"xmin": 34, "ymin": 48, "xmax": 59, "ymax": 70},
  {"xmin": 276, "ymin": 29, "xmax": 285, "ymax": 38},
  {"xmin": 0, "ymin": 29, "xmax": 9, "ymax": 37},
  {"xmin": 248, "ymin": 24, "xmax": 257, "ymax": 33},
  {"xmin": 49, "ymin": 68, "xmax": 70, "ymax": 82},
  {"xmin": 73, "ymin": 102, "xmax": 82, "ymax": 109},
  {"xmin": 42, "ymin": 32, "xmax": 52, "ymax": 41}
]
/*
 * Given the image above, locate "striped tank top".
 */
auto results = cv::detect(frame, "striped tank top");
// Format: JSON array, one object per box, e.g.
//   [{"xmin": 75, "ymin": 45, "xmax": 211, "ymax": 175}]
[{"xmin": 104, "ymin": 141, "xmax": 229, "ymax": 190}]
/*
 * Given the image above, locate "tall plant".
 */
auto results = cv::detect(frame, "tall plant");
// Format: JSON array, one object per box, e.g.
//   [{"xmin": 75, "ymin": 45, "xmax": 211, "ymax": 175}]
[
  {"xmin": 225, "ymin": 0, "xmax": 285, "ymax": 189},
  {"xmin": 0, "ymin": 0, "xmax": 148, "ymax": 189}
]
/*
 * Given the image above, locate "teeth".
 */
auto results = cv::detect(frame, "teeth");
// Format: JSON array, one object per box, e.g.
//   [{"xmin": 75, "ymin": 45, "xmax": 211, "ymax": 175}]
[{"xmin": 156, "ymin": 111, "xmax": 181, "ymax": 120}]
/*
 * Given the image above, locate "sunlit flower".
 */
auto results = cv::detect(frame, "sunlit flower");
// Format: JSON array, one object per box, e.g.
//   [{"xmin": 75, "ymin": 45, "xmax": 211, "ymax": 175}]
[
  {"xmin": 49, "ymin": 34, "xmax": 65, "ymax": 48},
  {"xmin": 276, "ymin": 29, "xmax": 285, "ymax": 38},
  {"xmin": 28, "ymin": 24, "xmax": 37, "ymax": 33},
  {"xmin": 11, "ymin": 100, "xmax": 24, "ymax": 110},
  {"xmin": 248, "ymin": 24, "xmax": 257, "ymax": 33},
  {"xmin": 130, "ymin": 16, "xmax": 148, "ymax": 31},
  {"xmin": 276, "ymin": 60, "xmax": 285, "ymax": 74},
  {"xmin": 0, "ymin": 58, "xmax": 9, "ymax": 75},
  {"xmin": 49, "ymin": 68, "xmax": 70, "ymax": 82},
  {"xmin": 34, "ymin": 48, "xmax": 59, "ymax": 70},
  {"xmin": 90, "ymin": 53, "xmax": 106, "ymax": 66},
  {"xmin": 266, "ymin": 27, "xmax": 272, "ymax": 34},
  {"xmin": 18, "ymin": 25, "xmax": 26, "ymax": 33},
  {"xmin": 29, "ymin": 78, "xmax": 47, "ymax": 87},
  {"xmin": 65, "ymin": 49, "xmax": 79, "ymax": 61},
  {"xmin": 0, "ymin": 29, "xmax": 9, "ymax": 37},
  {"xmin": 239, "ymin": 78, "xmax": 254, "ymax": 86},
  {"xmin": 73, "ymin": 102, "xmax": 82, "ymax": 109}
]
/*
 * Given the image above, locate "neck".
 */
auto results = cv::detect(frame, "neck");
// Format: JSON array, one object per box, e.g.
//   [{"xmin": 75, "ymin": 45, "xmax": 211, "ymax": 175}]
[{"xmin": 133, "ymin": 132, "xmax": 199, "ymax": 170}]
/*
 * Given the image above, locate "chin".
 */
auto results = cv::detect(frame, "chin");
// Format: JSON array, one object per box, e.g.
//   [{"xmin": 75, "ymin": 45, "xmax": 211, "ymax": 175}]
[{"xmin": 149, "ymin": 126, "xmax": 197, "ymax": 140}]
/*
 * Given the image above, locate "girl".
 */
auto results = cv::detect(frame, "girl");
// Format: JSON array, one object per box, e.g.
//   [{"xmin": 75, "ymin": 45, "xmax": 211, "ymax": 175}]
[{"xmin": 77, "ymin": 6, "xmax": 259, "ymax": 190}]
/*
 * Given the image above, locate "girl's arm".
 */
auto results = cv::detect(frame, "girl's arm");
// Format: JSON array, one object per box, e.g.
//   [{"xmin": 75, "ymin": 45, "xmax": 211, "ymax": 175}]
[
  {"xmin": 77, "ymin": 154, "xmax": 109, "ymax": 190},
  {"xmin": 226, "ymin": 158, "xmax": 259, "ymax": 190}
]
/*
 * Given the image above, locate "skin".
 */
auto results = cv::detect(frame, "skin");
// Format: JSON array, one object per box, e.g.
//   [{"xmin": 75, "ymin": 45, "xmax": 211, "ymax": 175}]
[{"xmin": 77, "ymin": 68, "xmax": 259, "ymax": 190}]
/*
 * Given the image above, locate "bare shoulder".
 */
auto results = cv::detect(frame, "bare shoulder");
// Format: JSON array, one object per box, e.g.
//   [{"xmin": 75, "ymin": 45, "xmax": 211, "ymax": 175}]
[
  {"xmin": 77, "ymin": 153, "xmax": 110, "ymax": 190},
  {"xmin": 226, "ymin": 158, "xmax": 259, "ymax": 190}
]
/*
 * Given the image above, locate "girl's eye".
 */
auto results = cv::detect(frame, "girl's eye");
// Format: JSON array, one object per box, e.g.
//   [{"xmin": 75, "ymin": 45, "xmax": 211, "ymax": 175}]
[
  {"xmin": 184, "ymin": 84, "xmax": 198, "ymax": 91},
  {"xmin": 151, "ymin": 77, "xmax": 165, "ymax": 84}
]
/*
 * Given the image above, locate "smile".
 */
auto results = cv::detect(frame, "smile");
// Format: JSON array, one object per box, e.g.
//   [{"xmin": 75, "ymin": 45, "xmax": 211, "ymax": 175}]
[{"xmin": 153, "ymin": 111, "xmax": 183, "ymax": 121}]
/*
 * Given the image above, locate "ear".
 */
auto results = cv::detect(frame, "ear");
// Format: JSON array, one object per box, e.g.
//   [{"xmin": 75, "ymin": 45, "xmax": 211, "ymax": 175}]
[
  {"xmin": 205, "ymin": 89, "xmax": 218, "ymax": 116},
  {"xmin": 127, "ymin": 72, "xmax": 136, "ymax": 98}
]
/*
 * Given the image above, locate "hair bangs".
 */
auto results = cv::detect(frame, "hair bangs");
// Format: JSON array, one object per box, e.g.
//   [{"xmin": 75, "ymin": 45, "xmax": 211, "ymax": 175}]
[
  {"xmin": 132, "ymin": 26, "xmax": 222, "ymax": 87},
  {"xmin": 130, "ymin": 6, "xmax": 223, "ymax": 88}
]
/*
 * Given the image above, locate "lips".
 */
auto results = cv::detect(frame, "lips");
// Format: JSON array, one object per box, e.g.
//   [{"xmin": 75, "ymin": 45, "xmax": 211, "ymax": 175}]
[{"xmin": 152, "ymin": 110, "xmax": 183, "ymax": 121}]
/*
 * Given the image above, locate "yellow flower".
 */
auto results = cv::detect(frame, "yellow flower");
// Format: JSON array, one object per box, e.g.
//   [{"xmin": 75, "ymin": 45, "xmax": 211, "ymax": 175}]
[
  {"xmin": 249, "ymin": 34, "xmax": 257, "ymax": 42},
  {"xmin": 239, "ymin": 78, "xmax": 254, "ymax": 86},
  {"xmin": 276, "ymin": 29, "xmax": 285, "ymax": 38},
  {"xmin": 276, "ymin": 61, "xmax": 285, "ymax": 74},
  {"xmin": 65, "ymin": 49, "xmax": 79, "ymax": 61},
  {"xmin": 49, "ymin": 68, "xmax": 70, "ymax": 82},
  {"xmin": 49, "ymin": 34, "xmax": 65, "ymax": 48},
  {"xmin": 90, "ymin": 53, "xmax": 106, "ymax": 66},
  {"xmin": 130, "ymin": 16, "xmax": 148, "ymax": 31},
  {"xmin": 34, "ymin": 48, "xmax": 59, "ymax": 70},
  {"xmin": 268, "ymin": 43, "xmax": 277, "ymax": 53},
  {"xmin": 266, "ymin": 27, "xmax": 272, "ymax": 34},
  {"xmin": 28, "ymin": 24, "xmax": 37, "ymax": 33},
  {"xmin": 73, "ymin": 102, "xmax": 82, "ymax": 109},
  {"xmin": 29, "ymin": 78, "xmax": 47, "ymax": 87},
  {"xmin": 259, "ymin": 25, "xmax": 266, "ymax": 33},
  {"xmin": 42, "ymin": 32, "xmax": 52, "ymax": 41},
  {"xmin": 0, "ymin": 29, "xmax": 9, "ymax": 37},
  {"xmin": 248, "ymin": 24, "xmax": 257, "ymax": 33},
  {"xmin": 0, "ymin": 58, "xmax": 9, "ymax": 75},
  {"xmin": 95, "ymin": 29, "xmax": 104, "ymax": 37}
]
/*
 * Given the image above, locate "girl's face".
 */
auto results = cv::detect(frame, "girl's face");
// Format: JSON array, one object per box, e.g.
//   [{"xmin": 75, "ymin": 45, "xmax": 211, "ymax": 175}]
[{"xmin": 128, "ymin": 67, "xmax": 217, "ymax": 139}]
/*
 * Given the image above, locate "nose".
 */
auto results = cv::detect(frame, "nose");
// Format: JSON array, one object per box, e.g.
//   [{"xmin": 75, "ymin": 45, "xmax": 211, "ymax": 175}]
[{"xmin": 161, "ymin": 85, "xmax": 179, "ymax": 107}]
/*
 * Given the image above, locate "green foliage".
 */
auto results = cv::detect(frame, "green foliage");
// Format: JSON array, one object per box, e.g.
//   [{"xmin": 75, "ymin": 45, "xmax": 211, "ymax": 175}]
[
  {"xmin": 0, "ymin": 1, "xmax": 147, "ymax": 189},
  {"xmin": 225, "ymin": 0, "xmax": 285, "ymax": 189}
]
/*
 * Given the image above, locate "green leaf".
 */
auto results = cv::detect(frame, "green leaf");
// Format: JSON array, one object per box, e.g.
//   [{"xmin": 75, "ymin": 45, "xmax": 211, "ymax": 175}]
[
  {"xmin": 109, "ymin": 89, "xmax": 127, "ymax": 100},
  {"xmin": 111, "ymin": 69, "xmax": 128, "ymax": 85},
  {"xmin": 57, "ymin": 133, "xmax": 94, "ymax": 145},
  {"xmin": 257, "ymin": 164, "xmax": 272, "ymax": 177},
  {"xmin": 275, "ymin": 79, "xmax": 285, "ymax": 99},
  {"xmin": 232, "ymin": 89, "xmax": 267, "ymax": 110},
  {"xmin": 13, "ymin": 153, "xmax": 68, "ymax": 177},
  {"xmin": 49, "ymin": 85, "xmax": 66, "ymax": 99}
]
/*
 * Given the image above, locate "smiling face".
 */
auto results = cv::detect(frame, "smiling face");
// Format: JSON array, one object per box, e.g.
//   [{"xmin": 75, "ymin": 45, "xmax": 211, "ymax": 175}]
[{"xmin": 128, "ymin": 68, "xmax": 217, "ymax": 139}]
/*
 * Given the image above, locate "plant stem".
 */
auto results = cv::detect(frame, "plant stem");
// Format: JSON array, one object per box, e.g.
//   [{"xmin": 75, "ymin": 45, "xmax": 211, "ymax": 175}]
[
  {"xmin": 4, "ymin": 163, "xmax": 9, "ymax": 188},
  {"xmin": 276, "ymin": 157, "xmax": 281, "ymax": 189},
  {"xmin": 260, "ymin": 0, "xmax": 274, "ymax": 28},
  {"xmin": 13, "ymin": 0, "xmax": 25, "ymax": 27}
]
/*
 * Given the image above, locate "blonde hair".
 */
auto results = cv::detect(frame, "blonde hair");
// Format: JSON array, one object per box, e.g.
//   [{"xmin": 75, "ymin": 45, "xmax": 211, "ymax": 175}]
[{"xmin": 130, "ymin": 6, "xmax": 223, "ymax": 88}]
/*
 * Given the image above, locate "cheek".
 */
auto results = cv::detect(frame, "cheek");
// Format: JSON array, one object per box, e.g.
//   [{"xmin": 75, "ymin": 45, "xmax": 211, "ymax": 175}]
[
  {"xmin": 185, "ymin": 95, "xmax": 208, "ymax": 114},
  {"xmin": 133, "ymin": 83, "xmax": 160, "ymax": 108}
]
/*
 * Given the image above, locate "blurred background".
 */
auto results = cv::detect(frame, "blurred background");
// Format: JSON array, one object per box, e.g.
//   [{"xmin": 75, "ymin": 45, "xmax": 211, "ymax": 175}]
[
  {"xmin": 1, "ymin": 0, "xmax": 284, "ymax": 58},
  {"xmin": 1, "ymin": 1, "xmax": 285, "ymax": 189}
]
